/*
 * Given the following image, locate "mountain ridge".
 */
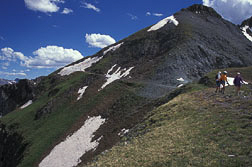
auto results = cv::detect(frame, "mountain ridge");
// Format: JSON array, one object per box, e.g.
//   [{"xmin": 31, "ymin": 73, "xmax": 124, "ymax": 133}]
[{"xmin": 0, "ymin": 4, "xmax": 252, "ymax": 167}]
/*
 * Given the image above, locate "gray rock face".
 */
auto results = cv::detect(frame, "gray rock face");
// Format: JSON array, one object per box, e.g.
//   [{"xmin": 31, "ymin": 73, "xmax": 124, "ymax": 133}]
[
  {"xmin": 240, "ymin": 16, "xmax": 252, "ymax": 36},
  {"xmin": 85, "ymin": 4, "xmax": 252, "ymax": 98},
  {"xmin": 0, "ymin": 79, "xmax": 36, "ymax": 116}
]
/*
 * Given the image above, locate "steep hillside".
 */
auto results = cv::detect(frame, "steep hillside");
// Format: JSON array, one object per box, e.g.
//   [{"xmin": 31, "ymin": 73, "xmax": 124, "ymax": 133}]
[
  {"xmin": 0, "ymin": 4, "xmax": 252, "ymax": 167},
  {"xmin": 86, "ymin": 67, "xmax": 252, "ymax": 167}
]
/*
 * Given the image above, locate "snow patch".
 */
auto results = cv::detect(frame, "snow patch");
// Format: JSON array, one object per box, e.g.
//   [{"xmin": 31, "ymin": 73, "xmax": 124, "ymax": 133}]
[
  {"xmin": 177, "ymin": 78, "xmax": 185, "ymax": 82},
  {"xmin": 103, "ymin": 42, "xmax": 124, "ymax": 55},
  {"xmin": 241, "ymin": 26, "xmax": 252, "ymax": 42},
  {"xmin": 20, "ymin": 100, "xmax": 32, "ymax": 109},
  {"xmin": 177, "ymin": 84, "xmax": 184, "ymax": 88},
  {"xmin": 39, "ymin": 116, "xmax": 106, "ymax": 167},
  {"xmin": 99, "ymin": 64, "xmax": 134, "ymax": 91},
  {"xmin": 58, "ymin": 56, "xmax": 103, "ymax": 76},
  {"xmin": 118, "ymin": 128, "xmax": 129, "ymax": 137},
  {"xmin": 77, "ymin": 86, "xmax": 88, "ymax": 101},
  {"xmin": 148, "ymin": 15, "xmax": 179, "ymax": 32}
]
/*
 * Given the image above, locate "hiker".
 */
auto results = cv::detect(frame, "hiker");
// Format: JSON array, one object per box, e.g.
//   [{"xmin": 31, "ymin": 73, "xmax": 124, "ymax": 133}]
[
  {"xmin": 215, "ymin": 71, "xmax": 221, "ymax": 93},
  {"xmin": 233, "ymin": 72, "xmax": 244, "ymax": 95},
  {"xmin": 220, "ymin": 71, "xmax": 230, "ymax": 94}
]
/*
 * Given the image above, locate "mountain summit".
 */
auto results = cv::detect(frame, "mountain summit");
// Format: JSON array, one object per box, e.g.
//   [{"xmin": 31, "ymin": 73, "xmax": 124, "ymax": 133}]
[{"xmin": 0, "ymin": 4, "xmax": 252, "ymax": 167}]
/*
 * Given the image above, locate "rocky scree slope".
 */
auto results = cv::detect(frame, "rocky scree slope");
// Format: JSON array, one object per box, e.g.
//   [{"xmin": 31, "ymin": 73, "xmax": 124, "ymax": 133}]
[{"xmin": 0, "ymin": 4, "xmax": 252, "ymax": 167}]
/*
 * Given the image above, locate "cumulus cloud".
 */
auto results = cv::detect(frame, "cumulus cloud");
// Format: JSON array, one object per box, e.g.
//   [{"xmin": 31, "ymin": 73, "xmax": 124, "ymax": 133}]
[
  {"xmin": 61, "ymin": 8, "xmax": 73, "ymax": 14},
  {"xmin": 81, "ymin": 2, "xmax": 100, "ymax": 12},
  {"xmin": 0, "ymin": 47, "xmax": 26, "ymax": 61},
  {"xmin": 202, "ymin": 0, "xmax": 252, "ymax": 24},
  {"xmin": 0, "ymin": 71, "xmax": 27, "ymax": 76},
  {"xmin": 24, "ymin": 46, "xmax": 83, "ymax": 68},
  {"xmin": 85, "ymin": 33, "xmax": 116, "ymax": 48},
  {"xmin": 1, "ymin": 46, "xmax": 83, "ymax": 69},
  {"xmin": 24, "ymin": 0, "xmax": 64, "ymax": 13}
]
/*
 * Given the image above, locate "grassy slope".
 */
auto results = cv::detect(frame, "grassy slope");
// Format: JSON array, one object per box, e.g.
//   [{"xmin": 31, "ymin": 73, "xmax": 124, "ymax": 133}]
[
  {"xmin": 86, "ymin": 67, "xmax": 252, "ymax": 167},
  {"xmin": 0, "ymin": 72, "xmax": 90, "ymax": 167},
  {"xmin": 0, "ymin": 69, "xmax": 146, "ymax": 167}
]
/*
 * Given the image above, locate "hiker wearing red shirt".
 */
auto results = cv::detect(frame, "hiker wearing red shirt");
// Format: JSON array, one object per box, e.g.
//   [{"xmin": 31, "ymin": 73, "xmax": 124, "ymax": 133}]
[{"xmin": 233, "ymin": 72, "xmax": 244, "ymax": 95}]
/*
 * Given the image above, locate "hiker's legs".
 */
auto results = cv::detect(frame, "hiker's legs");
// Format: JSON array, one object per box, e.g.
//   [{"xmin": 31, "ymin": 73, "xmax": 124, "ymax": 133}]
[
  {"xmin": 215, "ymin": 87, "xmax": 219, "ymax": 93},
  {"xmin": 236, "ymin": 86, "xmax": 241, "ymax": 95},
  {"xmin": 216, "ymin": 81, "xmax": 220, "ymax": 93},
  {"xmin": 222, "ymin": 82, "xmax": 225, "ymax": 94}
]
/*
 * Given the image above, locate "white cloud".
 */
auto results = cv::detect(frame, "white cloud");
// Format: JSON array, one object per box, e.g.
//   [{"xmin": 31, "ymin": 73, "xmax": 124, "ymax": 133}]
[
  {"xmin": 2, "ymin": 62, "xmax": 10, "ymax": 67},
  {"xmin": 81, "ymin": 2, "xmax": 100, "ymax": 12},
  {"xmin": 85, "ymin": 33, "xmax": 116, "ymax": 48},
  {"xmin": 146, "ymin": 12, "xmax": 163, "ymax": 17},
  {"xmin": 0, "ymin": 47, "xmax": 26, "ymax": 61},
  {"xmin": 24, "ymin": 46, "xmax": 83, "ymax": 68},
  {"xmin": 202, "ymin": 0, "xmax": 252, "ymax": 24},
  {"xmin": 153, "ymin": 13, "xmax": 163, "ymax": 17},
  {"xmin": 1, "ymin": 46, "xmax": 83, "ymax": 69},
  {"xmin": 0, "ymin": 71, "xmax": 27, "ymax": 76},
  {"xmin": 127, "ymin": 13, "xmax": 138, "ymax": 20},
  {"xmin": 24, "ymin": 0, "xmax": 64, "ymax": 13},
  {"xmin": 61, "ymin": 8, "xmax": 73, "ymax": 14}
]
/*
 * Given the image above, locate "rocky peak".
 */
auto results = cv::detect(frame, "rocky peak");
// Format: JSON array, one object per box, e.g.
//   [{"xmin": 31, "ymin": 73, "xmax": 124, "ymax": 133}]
[
  {"xmin": 182, "ymin": 4, "xmax": 222, "ymax": 18},
  {"xmin": 241, "ymin": 16, "xmax": 252, "ymax": 28}
]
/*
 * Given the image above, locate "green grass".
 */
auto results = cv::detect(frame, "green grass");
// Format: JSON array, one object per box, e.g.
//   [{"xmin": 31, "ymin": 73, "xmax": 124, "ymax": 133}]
[
  {"xmin": 1, "ymin": 67, "xmax": 252, "ymax": 167},
  {"xmin": 0, "ymin": 72, "xmax": 90, "ymax": 167},
  {"xmin": 86, "ymin": 73, "xmax": 252, "ymax": 167},
  {"xmin": 0, "ymin": 71, "xmax": 146, "ymax": 167}
]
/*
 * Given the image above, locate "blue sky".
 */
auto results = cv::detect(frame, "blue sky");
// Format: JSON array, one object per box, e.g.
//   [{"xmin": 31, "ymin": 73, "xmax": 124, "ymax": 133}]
[{"xmin": 1, "ymin": 0, "xmax": 252, "ymax": 80}]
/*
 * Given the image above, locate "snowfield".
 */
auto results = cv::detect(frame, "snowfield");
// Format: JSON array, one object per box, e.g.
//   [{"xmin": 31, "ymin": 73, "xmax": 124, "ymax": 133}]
[
  {"xmin": 39, "ymin": 116, "xmax": 106, "ymax": 167},
  {"xmin": 20, "ymin": 100, "xmax": 33, "ymax": 109},
  {"xmin": 99, "ymin": 64, "xmax": 134, "ymax": 91},
  {"xmin": 77, "ymin": 86, "xmax": 88, "ymax": 101},
  {"xmin": 241, "ymin": 26, "xmax": 252, "ymax": 42},
  {"xmin": 103, "ymin": 42, "xmax": 124, "ymax": 55},
  {"xmin": 58, "ymin": 56, "xmax": 103, "ymax": 76},
  {"xmin": 148, "ymin": 15, "xmax": 179, "ymax": 32}
]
